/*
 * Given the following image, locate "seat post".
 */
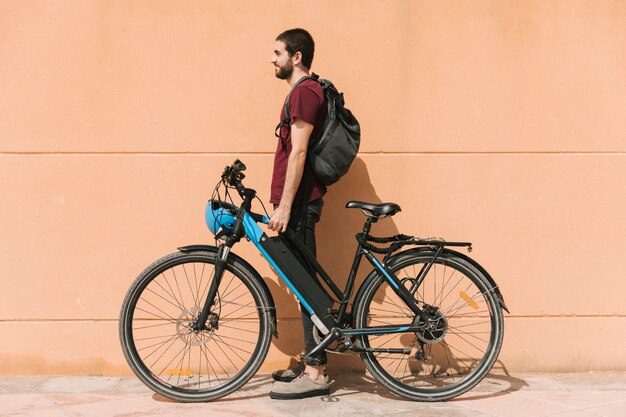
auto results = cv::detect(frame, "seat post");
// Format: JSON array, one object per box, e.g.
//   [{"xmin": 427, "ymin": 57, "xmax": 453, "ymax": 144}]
[{"xmin": 362, "ymin": 216, "xmax": 377, "ymax": 236}]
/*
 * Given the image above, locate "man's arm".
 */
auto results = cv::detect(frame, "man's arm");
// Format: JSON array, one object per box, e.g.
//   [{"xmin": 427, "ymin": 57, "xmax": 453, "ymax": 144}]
[{"xmin": 268, "ymin": 118, "xmax": 314, "ymax": 233}]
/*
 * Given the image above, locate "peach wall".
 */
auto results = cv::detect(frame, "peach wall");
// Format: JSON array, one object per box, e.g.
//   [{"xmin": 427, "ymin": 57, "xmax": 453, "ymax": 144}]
[{"xmin": 1, "ymin": 1, "xmax": 625, "ymax": 375}]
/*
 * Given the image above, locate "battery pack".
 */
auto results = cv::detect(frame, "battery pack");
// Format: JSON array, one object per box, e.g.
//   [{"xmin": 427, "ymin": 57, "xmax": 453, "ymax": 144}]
[{"xmin": 260, "ymin": 235, "xmax": 335, "ymax": 332}]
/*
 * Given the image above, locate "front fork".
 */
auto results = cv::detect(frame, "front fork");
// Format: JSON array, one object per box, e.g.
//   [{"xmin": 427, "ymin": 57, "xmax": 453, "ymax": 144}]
[
  {"xmin": 193, "ymin": 243, "xmax": 230, "ymax": 331},
  {"xmin": 193, "ymin": 187, "xmax": 254, "ymax": 332}
]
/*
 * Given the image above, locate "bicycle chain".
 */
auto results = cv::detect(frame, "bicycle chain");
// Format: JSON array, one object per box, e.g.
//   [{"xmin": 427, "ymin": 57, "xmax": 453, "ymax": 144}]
[{"xmin": 312, "ymin": 330, "xmax": 425, "ymax": 361}]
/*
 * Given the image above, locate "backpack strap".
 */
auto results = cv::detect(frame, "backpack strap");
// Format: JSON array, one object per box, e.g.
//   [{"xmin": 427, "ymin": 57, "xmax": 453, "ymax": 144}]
[
  {"xmin": 295, "ymin": 163, "xmax": 311, "ymax": 241},
  {"xmin": 274, "ymin": 75, "xmax": 316, "ymax": 150}
]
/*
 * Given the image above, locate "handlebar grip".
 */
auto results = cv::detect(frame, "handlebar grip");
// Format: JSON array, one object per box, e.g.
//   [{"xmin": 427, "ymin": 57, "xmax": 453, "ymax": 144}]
[
  {"xmin": 248, "ymin": 211, "xmax": 270, "ymax": 225},
  {"xmin": 232, "ymin": 159, "xmax": 246, "ymax": 172}
]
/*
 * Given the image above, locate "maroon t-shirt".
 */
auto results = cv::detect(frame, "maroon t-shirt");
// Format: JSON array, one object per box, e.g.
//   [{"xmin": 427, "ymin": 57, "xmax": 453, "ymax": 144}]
[{"xmin": 270, "ymin": 78, "xmax": 327, "ymax": 204}]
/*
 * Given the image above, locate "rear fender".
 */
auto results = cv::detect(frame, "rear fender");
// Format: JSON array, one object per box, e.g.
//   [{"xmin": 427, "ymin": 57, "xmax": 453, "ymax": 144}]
[
  {"xmin": 394, "ymin": 247, "xmax": 509, "ymax": 313},
  {"xmin": 352, "ymin": 247, "xmax": 509, "ymax": 317}
]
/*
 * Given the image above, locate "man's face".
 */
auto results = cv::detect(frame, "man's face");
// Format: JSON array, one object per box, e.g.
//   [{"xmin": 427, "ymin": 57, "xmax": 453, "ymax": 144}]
[{"xmin": 272, "ymin": 40, "xmax": 293, "ymax": 80}]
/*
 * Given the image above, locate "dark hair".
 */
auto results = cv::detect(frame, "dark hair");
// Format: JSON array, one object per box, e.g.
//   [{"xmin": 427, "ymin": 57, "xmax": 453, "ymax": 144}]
[{"xmin": 276, "ymin": 28, "xmax": 315, "ymax": 69}]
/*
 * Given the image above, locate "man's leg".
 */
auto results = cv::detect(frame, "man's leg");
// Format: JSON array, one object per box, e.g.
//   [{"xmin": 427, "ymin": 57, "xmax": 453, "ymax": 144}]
[
  {"xmin": 271, "ymin": 199, "xmax": 326, "ymax": 380},
  {"xmin": 296, "ymin": 199, "xmax": 327, "ymax": 378},
  {"xmin": 270, "ymin": 199, "xmax": 330, "ymax": 399}
]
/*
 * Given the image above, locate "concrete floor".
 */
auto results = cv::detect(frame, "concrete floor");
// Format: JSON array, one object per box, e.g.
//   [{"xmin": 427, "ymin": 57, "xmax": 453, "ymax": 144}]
[{"xmin": 1, "ymin": 373, "xmax": 625, "ymax": 417}]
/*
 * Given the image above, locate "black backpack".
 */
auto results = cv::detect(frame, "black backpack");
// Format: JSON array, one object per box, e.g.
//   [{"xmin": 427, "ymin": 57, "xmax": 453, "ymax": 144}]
[{"xmin": 276, "ymin": 73, "xmax": 360, "ymax": 186}]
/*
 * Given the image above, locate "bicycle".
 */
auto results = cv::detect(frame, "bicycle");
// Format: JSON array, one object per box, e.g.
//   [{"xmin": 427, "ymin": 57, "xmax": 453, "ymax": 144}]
[{"xmin": 119, "ymin": 159, "xmax": 508, "ymax": 402}]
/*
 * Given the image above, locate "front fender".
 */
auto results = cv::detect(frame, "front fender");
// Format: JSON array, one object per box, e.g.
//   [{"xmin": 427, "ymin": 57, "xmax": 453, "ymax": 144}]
[{"xmin": 177, "ymin": 245, "xmax": 279, "ymax": 337}]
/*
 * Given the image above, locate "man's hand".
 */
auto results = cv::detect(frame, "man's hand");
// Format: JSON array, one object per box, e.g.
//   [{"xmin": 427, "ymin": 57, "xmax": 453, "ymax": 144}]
[{"xmin": 268, "ymin": 205, "xmax": 291, "ymax": 233}]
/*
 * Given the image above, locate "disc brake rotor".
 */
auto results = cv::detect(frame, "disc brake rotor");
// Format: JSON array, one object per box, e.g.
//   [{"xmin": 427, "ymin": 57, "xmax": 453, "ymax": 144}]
[{"xmin": 176, "ymin": 307, "xmax": 213, "ymax": 346}]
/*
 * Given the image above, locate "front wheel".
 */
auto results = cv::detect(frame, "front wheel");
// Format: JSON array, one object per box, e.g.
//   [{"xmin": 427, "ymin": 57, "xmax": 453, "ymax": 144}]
[
  {"xmin": 119, "ymin": 250, "xmax": 273, "ymax": 402},
  {"xmin": 353, "ymin": 250, "xmax": 504, "ymax": 401}
]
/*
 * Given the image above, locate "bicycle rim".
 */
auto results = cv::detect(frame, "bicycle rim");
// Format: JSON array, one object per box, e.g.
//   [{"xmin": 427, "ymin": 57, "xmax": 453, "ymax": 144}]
[
  {"xmin": 356, "ymin": 252, "xmax": 503, "ymax": 401},
  {"xmin": 120, "ymin": 251, "xmax": 271, "ymax": 401}
]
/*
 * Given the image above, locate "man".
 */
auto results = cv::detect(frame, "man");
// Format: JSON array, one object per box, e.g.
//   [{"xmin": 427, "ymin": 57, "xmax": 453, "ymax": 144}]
[{"xmin": 267, "ymin": 28, "xmax": 330, "ymax": 400}]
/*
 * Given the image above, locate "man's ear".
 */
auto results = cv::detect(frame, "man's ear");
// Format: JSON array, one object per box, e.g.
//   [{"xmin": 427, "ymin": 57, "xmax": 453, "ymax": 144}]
[{"xmin": 291, "ymin": 51, "xmax": 303, "ymax": 66}]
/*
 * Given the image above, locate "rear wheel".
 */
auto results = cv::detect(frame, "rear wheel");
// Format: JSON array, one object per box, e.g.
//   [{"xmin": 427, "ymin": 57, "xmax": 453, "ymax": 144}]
[
  {"xmin": 354, "ymin": 251, "xmax": 504, "ymax": 401},
  {"xmin": 119, "ymin": 250, "xmax": 272, "ymax": 402}
]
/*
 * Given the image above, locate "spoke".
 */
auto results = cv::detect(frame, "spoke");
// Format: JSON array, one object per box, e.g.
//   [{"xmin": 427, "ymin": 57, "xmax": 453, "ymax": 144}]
[
  {"xmin": 182, "ymin": 264, "xmax": 198, "ymax": 308},
  {"xmin": 221, "ymin": 301, "xmax": 255, "ymax": 318},
  {"xmin": 220, "ymin": 299, "xmax": 256, "ymax": 310},
  {"xmin": 443, "ymin": 338, "xmax": 457, "ymax": 384},
  {"xmin": 212, "ymin": 333, "xmax": 253, "ymax": 358},
  {"xmin": 221, "ymin": 292, "xmax": 254, "ymax": 314},
  {"xmin": 419, "ymin": 269, "xmax": 425, "ymax": 304},
  {"xmin": 447, "ymin": 320, "xmax": 491, "ymax": 329},
  {"xmin": 378, "ymin": 286, "xmax": 413, "ymax": 317},
  {"xmin": 447, "ymin": 329, "xmax": 489, "ymax": 344},
  {"xmin": 170, "ymin": 337, "xmax": 192, "ymax": 386},
  {"xmin": 438, "ymin": 271, "xmax": 462, "ymax": 308},
  {"xmin": 170, "ymin": 268, "xmax": 188, "ymax": 312},
  {"xmin": 222, "ymin": 311, "xmax": 258, "ymax": 321},
  {"xmin": 211, "ymin": 273, "xmax": 236, "ymax": 315},
  {"xmin": 135, "ymin": 306, "xmax": 178, "ymax": 324},
  {"xmin": 145, "ymin": 334, "xmax": 181, "ymax": 366},
  {"xmin": 133, "ymin": 321, "xmax": 178, "ymax": 330},
  {"xmin": 138, "ymin": 333, "xmax": 180, "ymax": 353},
  {"xmin": 145, "ymin": 287, "xmax": 185, "ymax": 312},
  {"xmin": 199, "ymin": 265, "xmax": 217, "ymax": 307},
  {"xmin": 203, "ymin": 340, "xmax": 232, "ymax": 380},
  {"xmin": 367, "ymin": 333, "xmax": 405, "ymax": 350},
  {"xmin": 218, "ymin": 323, "xmax": 260, "ymax": 334},
  {"xmin": 207, "ymin": 335, "xmax": 241, "ymax": 373},
  {"xmin": 367, "ymin": 317, "xmax": 404, "ymax": 326},
  {"xmin": 433, "ymin": 264, "xmax": 437, "ymax": 310},
  {"xmin": 444, "ymin": 289, "xmax": 492, "ymax": 318},
  {"xmin": 193, "ymin": 263, "xmax": 201, "ymax": 308},
  {"xmin": 213, "ymin": 333, "xmax": 257, "ymax": 345},
  {"xmin": 153, "ymin": 277, "xmax": 185, "ymax": 311},
  {"xmin": 220, "ymin": 280, "xmax": 245, "ymax": 302},
  {"xmin": 199, "ymin": 342, "xmax": 219, "ymax": 385},
  {"xmin": 368, "ymin": 305, "xmax": 412, "ymax": 317},
  {"xmin": 197, "ymin": 343, "xmax": 203, "ymax": 390},
  {"xmin": 135, "ymin": 333, "xmax": 180, "ymax": 342},
  {"xmin": 447, "ymin": 311, "xmax": 489, "ymax": 318},
  {"xmin": 392, "ymin": 351, "xmax": 405, "ymax": 376},
  {"xmin": 401, "ymin": 355, "xmax": 411, "ymax": 384},
  {"xmin": 441, "ymin": 340, "xmax": 478, "ymax": 372},
  {"xmin": 197, "ymin": 261, "xmax": 208, "ymax": 302},
  {"xmin": 447, "ymin": 330, "xmax": 488, "ymax": 353},
  {"xmin": 158, "ymin": 272, "xmax": 186, "ymax": 312},
  {"xmin": 376, "ymin": 354, "xmax": 402, "ymax": 368},
  {"xmin": 157, "ymin": 336, "xmax": 190, "ymax": 380}
]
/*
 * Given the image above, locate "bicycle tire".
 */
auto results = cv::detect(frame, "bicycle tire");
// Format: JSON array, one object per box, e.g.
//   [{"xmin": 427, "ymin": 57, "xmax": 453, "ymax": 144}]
[
  {"xmin": 353, "ymin": 250, "xmax": 504, "ymax": 401},
  {"xmin": 119, "ymin": 250, "xmax": 272, "ymax": 402}
]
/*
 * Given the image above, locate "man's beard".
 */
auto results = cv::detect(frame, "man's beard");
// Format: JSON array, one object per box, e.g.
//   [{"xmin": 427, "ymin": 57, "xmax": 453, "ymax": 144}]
[{"xmin": 275, "ymin": 61, "xmax": 294, "ymax": 80}]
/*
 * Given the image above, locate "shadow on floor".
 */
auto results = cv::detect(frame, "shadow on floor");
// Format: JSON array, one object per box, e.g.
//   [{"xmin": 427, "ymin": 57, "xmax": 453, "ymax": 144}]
[{"xmin": 152, "ymin": 369, "xmax": 528, "ymax": 404}]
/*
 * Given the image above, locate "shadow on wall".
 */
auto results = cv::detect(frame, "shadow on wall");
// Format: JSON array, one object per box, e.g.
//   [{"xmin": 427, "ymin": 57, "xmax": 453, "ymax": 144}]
[
  {"xmin": 317, "ymin": 157, "xmax": 400, "ymax": 289},
  {"xmin": 267, "ymin": 158, "xmax": 402, "ymax": 368}
]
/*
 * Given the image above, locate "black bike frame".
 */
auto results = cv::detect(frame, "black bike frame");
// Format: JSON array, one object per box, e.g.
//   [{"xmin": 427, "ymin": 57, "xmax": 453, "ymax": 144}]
[{"xmin": 198, "ymin": 181, "xmax": 473, "ymax": 350}]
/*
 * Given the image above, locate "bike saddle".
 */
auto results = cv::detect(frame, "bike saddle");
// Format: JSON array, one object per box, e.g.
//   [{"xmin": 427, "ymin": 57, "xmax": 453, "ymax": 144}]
[{"xmin": 346, "ymin": 201, "xmax": 402, "ymax": 218}]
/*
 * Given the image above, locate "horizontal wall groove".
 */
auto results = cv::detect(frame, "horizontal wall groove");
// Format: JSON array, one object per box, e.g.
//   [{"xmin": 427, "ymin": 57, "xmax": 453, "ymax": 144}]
[
  {"xmin": 1, "ymin": 151, "xmax": 625, "ymax": 156},
  {"xmin": 1, "ymin": 315, "xmax": 625, "ymax": 323}
]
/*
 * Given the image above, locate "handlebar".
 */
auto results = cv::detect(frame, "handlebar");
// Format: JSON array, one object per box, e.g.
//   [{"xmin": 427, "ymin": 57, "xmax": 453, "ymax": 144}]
[
  {"xmin": 221, "ymin": 159, "xmax": 247, "ymax": 195},
  {"xmin": 219, "ymin": 159, "xmax": 259, "ymax": 218}
]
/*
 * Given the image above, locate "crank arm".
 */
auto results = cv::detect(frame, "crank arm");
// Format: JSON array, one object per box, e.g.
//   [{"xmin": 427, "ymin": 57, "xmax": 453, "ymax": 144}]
[{"xmin": 351, "ymin": 347, "xmax": 412, "ymax": 354}]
